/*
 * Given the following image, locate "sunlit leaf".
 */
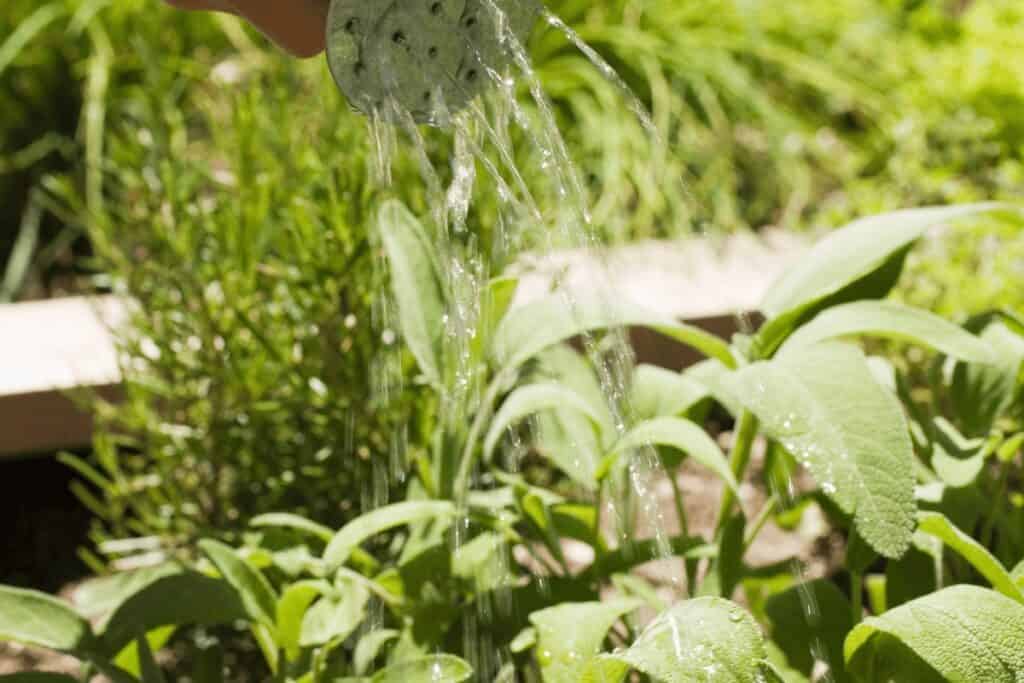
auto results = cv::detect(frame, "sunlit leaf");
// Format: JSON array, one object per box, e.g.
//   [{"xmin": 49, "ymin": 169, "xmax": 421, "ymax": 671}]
[
  {"xmin": 845, "ymin": 585, "xmax": 1024, "ymax": 682},
  {"xmin": 324, "ymin": 501, "xmax": 456, "ymax": 570},
  {"xmin": 725, "ymin": 342, "xmax": 916, "ymax": 557},
  {"xmin": 198, "ymin": 540, "xmax": 278, "ymax": 627},
  {"xmin": 529, "ymin": 600, "xmax": 641, "ymax": 683},
  {"xmin": 0, "ymin": 586, "xmax": 94, "ymax": 654},
  {"xmin": 371, "ymin": 654, "xmax": 473, "ymax": 682}
]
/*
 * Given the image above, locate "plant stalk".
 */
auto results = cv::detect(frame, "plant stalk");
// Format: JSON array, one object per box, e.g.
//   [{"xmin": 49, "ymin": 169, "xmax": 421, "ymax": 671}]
[{"xmin": 714, "ymin": 410, "xmax": 759, "ymax": 538}]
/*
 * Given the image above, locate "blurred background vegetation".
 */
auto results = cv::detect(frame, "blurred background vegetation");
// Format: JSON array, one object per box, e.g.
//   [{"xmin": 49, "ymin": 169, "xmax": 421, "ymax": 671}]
[{"xmin": 1, "ymin": 0, "xmax": 1022, "ymax": 562}]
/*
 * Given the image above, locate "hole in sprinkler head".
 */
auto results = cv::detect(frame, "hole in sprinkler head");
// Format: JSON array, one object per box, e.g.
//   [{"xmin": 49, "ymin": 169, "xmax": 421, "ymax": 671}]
[
  {"xmin": 464, "ymin": 15, "xmax": 477, "ymax": 28},
  {"xmin": 392, "ymin": 30, "xmax": 406, "ymax": 45},
  {"xmin": 354, "ymin": 62, "xmax": 365, "ymax": 76},
  {"xmin": 465, "ymin": 68, "xmax": 478, "ymax": 82},
  {"xmin": 428, "ymin": 46, "xmax": 438, "ymax": 58},
  {"xmin": 423, "ymin": 91, "xmax": 431, "ymax": 101},
  {"xmin": 430, "ymin": 2, "xmax": 443, "ymax": 15},
  {"xmin": 344, "ymin": 17, "xmax": 360, "ymax": 33}
]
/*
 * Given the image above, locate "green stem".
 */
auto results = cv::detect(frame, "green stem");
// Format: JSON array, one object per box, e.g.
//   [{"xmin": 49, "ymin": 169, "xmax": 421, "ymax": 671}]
[
  {"xmin": 850, "ymin": 570, "xmax": 863, "ymax": 626},
  {"xmin": 714, "ymin": 410, "xmax": 759, "ymax": 538},
  {"xmin": 981, "ymin": 460, "xmax": 1011, "ymax": 549},
  {"xmin": 743, "ymin": 495, "xmax": 778, "ymax": 553},
  {"xmin": 452, "ymin": 373, "xmax": 507, "ymax": 499},
  {"xmin": 667, "ymin": 469, "xmax": 697, "ymax": 591}
]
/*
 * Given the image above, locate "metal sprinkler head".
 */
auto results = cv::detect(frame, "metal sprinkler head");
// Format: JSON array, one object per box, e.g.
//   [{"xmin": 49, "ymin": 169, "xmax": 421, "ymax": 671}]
[{"xmin": 326, "ymin": 0, "xmax": 541, "ymax": 125}]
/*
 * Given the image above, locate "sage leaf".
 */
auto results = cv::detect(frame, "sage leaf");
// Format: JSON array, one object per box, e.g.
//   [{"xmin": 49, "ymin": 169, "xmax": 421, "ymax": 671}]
[
  {"xmin": 483, "ymin": 382, "xmax": 606, "ymax": 467},
  {"xmin": 529, "ymin": 600, "xmax": 642, "ymax": 683},
  {"xmin": 604, "ymin": 598, "xmax": 770, "ymax": 683},
  {"xmin": 780, "ymin": 301, "xmax": 995, "ymax": 363},
  {"xmin": 101, "ymin": 572, "xmax": 248, "ymax": 655},
  {"xmin": 915, "ymin": 511, "xmax": 1024, "ymax": 603},
  {"xmin": 726, "ymin": 342, "xmax": 916, "ymax": 558},
  {"xmin": 379, "ymin": 199, "xmax": 445, "ymax": 385},
  {"xmin": 198, "ymin": 539, "xmax": 278, "ymax": 628},
  {"xmin": 372, "ymin": 654, "xmax": 473, "ymax": 682},
  {"xmin": 0, "ymin": 586, "xmax": 94, "ymax": 653},
  {"xmin": 324, "ymin": 501, "xmax": 456, "ymax": 570},
  {"xmin": 765, "ymin": 579, "xmax": 853, "ymax": 682},
  {"xmin": 250, "ymin": 513, "xmax": 334, "ymax": 543},
  {"xmin": 630, "ymin": 364, "xmax": 708, "ymax": 420},
  {"xmin": 354, "ymin": 629, "xmax": 400, "ymax": 675},
  {"xmin": 492, "ymin": 294, "xmax": 734, "ymax": 373},
  {"xmin": 607, "ymin": 416, "xmax": 738, "ymax": 494},
  {"xmin": 299, "ymin": 579, "xmax": 370, "ymax": 647},
  {"xmin": 276, "ymin": 580, "xmax": 331, "ymax": 661},
  {"xmin": 951, "ymin": 318, "xmax": 1024, "ymax": 436},
  {"xmin": 845, "ymin": 585, "xmax": 1024, "ymax": 682},
  {"xmin": 762, "ymin": 204, "xmax": 1001, "ymax": 320}
]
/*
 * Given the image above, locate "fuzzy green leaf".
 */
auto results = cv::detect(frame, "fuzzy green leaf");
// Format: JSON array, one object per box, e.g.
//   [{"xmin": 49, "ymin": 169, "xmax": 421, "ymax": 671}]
[
  {"xmin": 779, "ymin": 301, "xmax": 995, "ymax": 363},
  {"xmin": 492, "ymin": 295, "xmax": 734, "ymax": 373},
  {"xmin": 250, "ymin": 513, "xmax": 334, "ymax": 543},
  {"xmin": 607, "ymin": 416, "xmax": 738, "ymax": 494},
  {"xmin": 845, "ymin": 585, "xmax": 1024, "ymax": 682},
  {"xmin": 529, "ymin": 600, "xmax": 642, "ymax": 683},
  {"xmin": 762, "ymin": 204, "xmax": 1001, "ymax": 320},
  {"xmin": 604, "ymin": 598, "xmax": 769, "ymax": 683},
  {"xmin": 378, "ymin": 199, "xmax": 445, "ymax": 385},
  {"xmin": 277, "ymin": 580, "xmax": 331, "ymax": 660},
  {"xmin": 726, "ymin": 342, "xmax": 916, "ymax": 557},
  {"xmin": 630, "ymin": 364, "xmax": 708, "ymax": 420},
  {"xmin": 100, "ymin": 572, "xmax": 248, "ymax": 655},
  {"xmin": 0, "ymin": 586, "xmax": 93, "ymax": 654},
  {"xmin": 483, "ymin": 382, "xmax": 606, "ymax": 466},
  {"xmin": 916, "ymin": 512, "xmax": 1024, "ymax": 603},
  {"xmin": 371, "ymin": 654, "xmax": 473, "ymax": 682},
  {"xmin": 951, "ymin": 319, "xmax": 1024, "ymax": 436},
  {"xmin": 324, "ymin": 501, "xmax": 456, "ymax": 570},
  {"xmin": 198, "ymin": 540, "xmax": 278, "ymax": 628},
  {"xmin": 299, "ymin": 579, "xmax": 370, "ymax": 647},
  {"xmin": 355, "ymin": 629, "xmax": 400, "ymax": 675},
  {"xmin": 766, "ymin": 580, "xmax": 853, "ymax": 682}
]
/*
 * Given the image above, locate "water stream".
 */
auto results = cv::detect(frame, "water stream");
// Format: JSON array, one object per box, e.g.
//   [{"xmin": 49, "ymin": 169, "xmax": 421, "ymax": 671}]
[{"xmin": 349, "ymin": 3, "xmax": 807, "ymax": 680}]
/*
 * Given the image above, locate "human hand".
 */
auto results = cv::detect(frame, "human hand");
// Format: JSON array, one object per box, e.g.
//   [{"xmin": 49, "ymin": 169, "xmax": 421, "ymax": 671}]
[{"xmin": 164, "ymin": 0, "xmax": 330, "ymax": 58}]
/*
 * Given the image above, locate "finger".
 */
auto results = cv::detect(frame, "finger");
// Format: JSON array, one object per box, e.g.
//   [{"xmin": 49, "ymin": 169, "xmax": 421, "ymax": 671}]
[{"xmin": 226, "ymin": 0, "xmax": 330, "ymax": 58}]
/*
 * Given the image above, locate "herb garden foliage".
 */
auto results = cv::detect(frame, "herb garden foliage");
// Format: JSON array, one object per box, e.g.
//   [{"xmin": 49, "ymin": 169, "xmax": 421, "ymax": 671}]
[
  {"xmin": 3, "ymin": 205, "xmax": 1023, "ymax": 681},
  {"xmin": 5, "ymin": 1, "xmax": 1024, "ymax": 297}
]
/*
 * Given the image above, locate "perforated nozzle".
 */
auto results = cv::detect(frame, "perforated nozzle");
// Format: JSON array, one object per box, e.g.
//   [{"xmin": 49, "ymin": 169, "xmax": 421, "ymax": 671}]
[{"xmin": 326, "ymin": 0, "xmax": 540, "ymax": 125}]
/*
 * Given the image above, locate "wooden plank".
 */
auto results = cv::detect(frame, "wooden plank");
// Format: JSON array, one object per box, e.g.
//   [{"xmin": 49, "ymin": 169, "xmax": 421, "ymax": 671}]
[
  {"xmin": 0, "ymin": 296, "xmax": 127, "ymax": 456},
  {"xmin": 0, "ymin": 232, "xmax": 807, "ymax": 456}
]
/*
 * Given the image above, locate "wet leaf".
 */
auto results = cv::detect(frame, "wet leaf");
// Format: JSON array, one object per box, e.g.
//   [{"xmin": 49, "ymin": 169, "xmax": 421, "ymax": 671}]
[
  {"xmin": 371, "ymin": 654, "xmax": 473, "ymax": 682},
  {"xmin": 0, "ymin": 586, "xmax": 94, "ymax": 653},
  {"xmin": 354, "ymin": 629, "xmax": 399, "ymax": 675},
  {"xmin": 726, "ymin": 342, "xmax": 916, "ymax": 558},
  {"xmin": 277, "ymin": 580, "xmax": 331, "ymax": 660},
  {"xmin": 379, "ymin": 199, "xmax": 446, "ymax": 385},
  {"xmin": 529, "ymin": 600, "xmax": 641, "ymax": 683},
  {"xmin": 951, "ymin": 319, "xmax": 1024, "ymax": 436},
  {"xmin": 765, "ymin": 579, "xmax": 853, "ymax": 682},
  {"xmin": 483, "ymin": 382, "xmax": 606, "ymax": 467},
  {"xmin": 492, "ymin": 294, "xmax": 734, "ymax": 373},
  {"xmin": 630, "ymin": 364, "xmax": 708, "ymax": 420},
  {"xmin": 762, "ymin": 204, "xmax": 1001, "ymax": 320},
  {"xmin": 606, "ymin": 416, "xmax": 738, "ymax": 494},
  {"xmin": 299, "ymin": 578, "xmax": 370, "ymax": 647},
  {"xmin": 779, "ymin": 301, "xmax": 995, "ymax": 363},
  {"xmin": 324, "ymin": 501, "xmax": 456, "ymax": 570},
  {"xmin": 100, "ymin": 572, "xmax": 248, "ymax": 654},
  {"xmin": 250, "ymin": 513, "xmax": 334, "ymax": 543},
  {"xmin": 604, "ymin": 597, "xmax": 769, "ymax": 683},
  {"xmin": 915, "ymin": 512, "xmax": 1024, "ymax": 603},
  {"xmin": 198, "ymin": 540, "xmax": 278, "ymax": 627},
  {"xmin": 72, "ymin": 564, "xmax": 183, "ymax": 621},
  {"xmin": 845, "ymin": 585, "xmax": 1024, "ymax": 682}
]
